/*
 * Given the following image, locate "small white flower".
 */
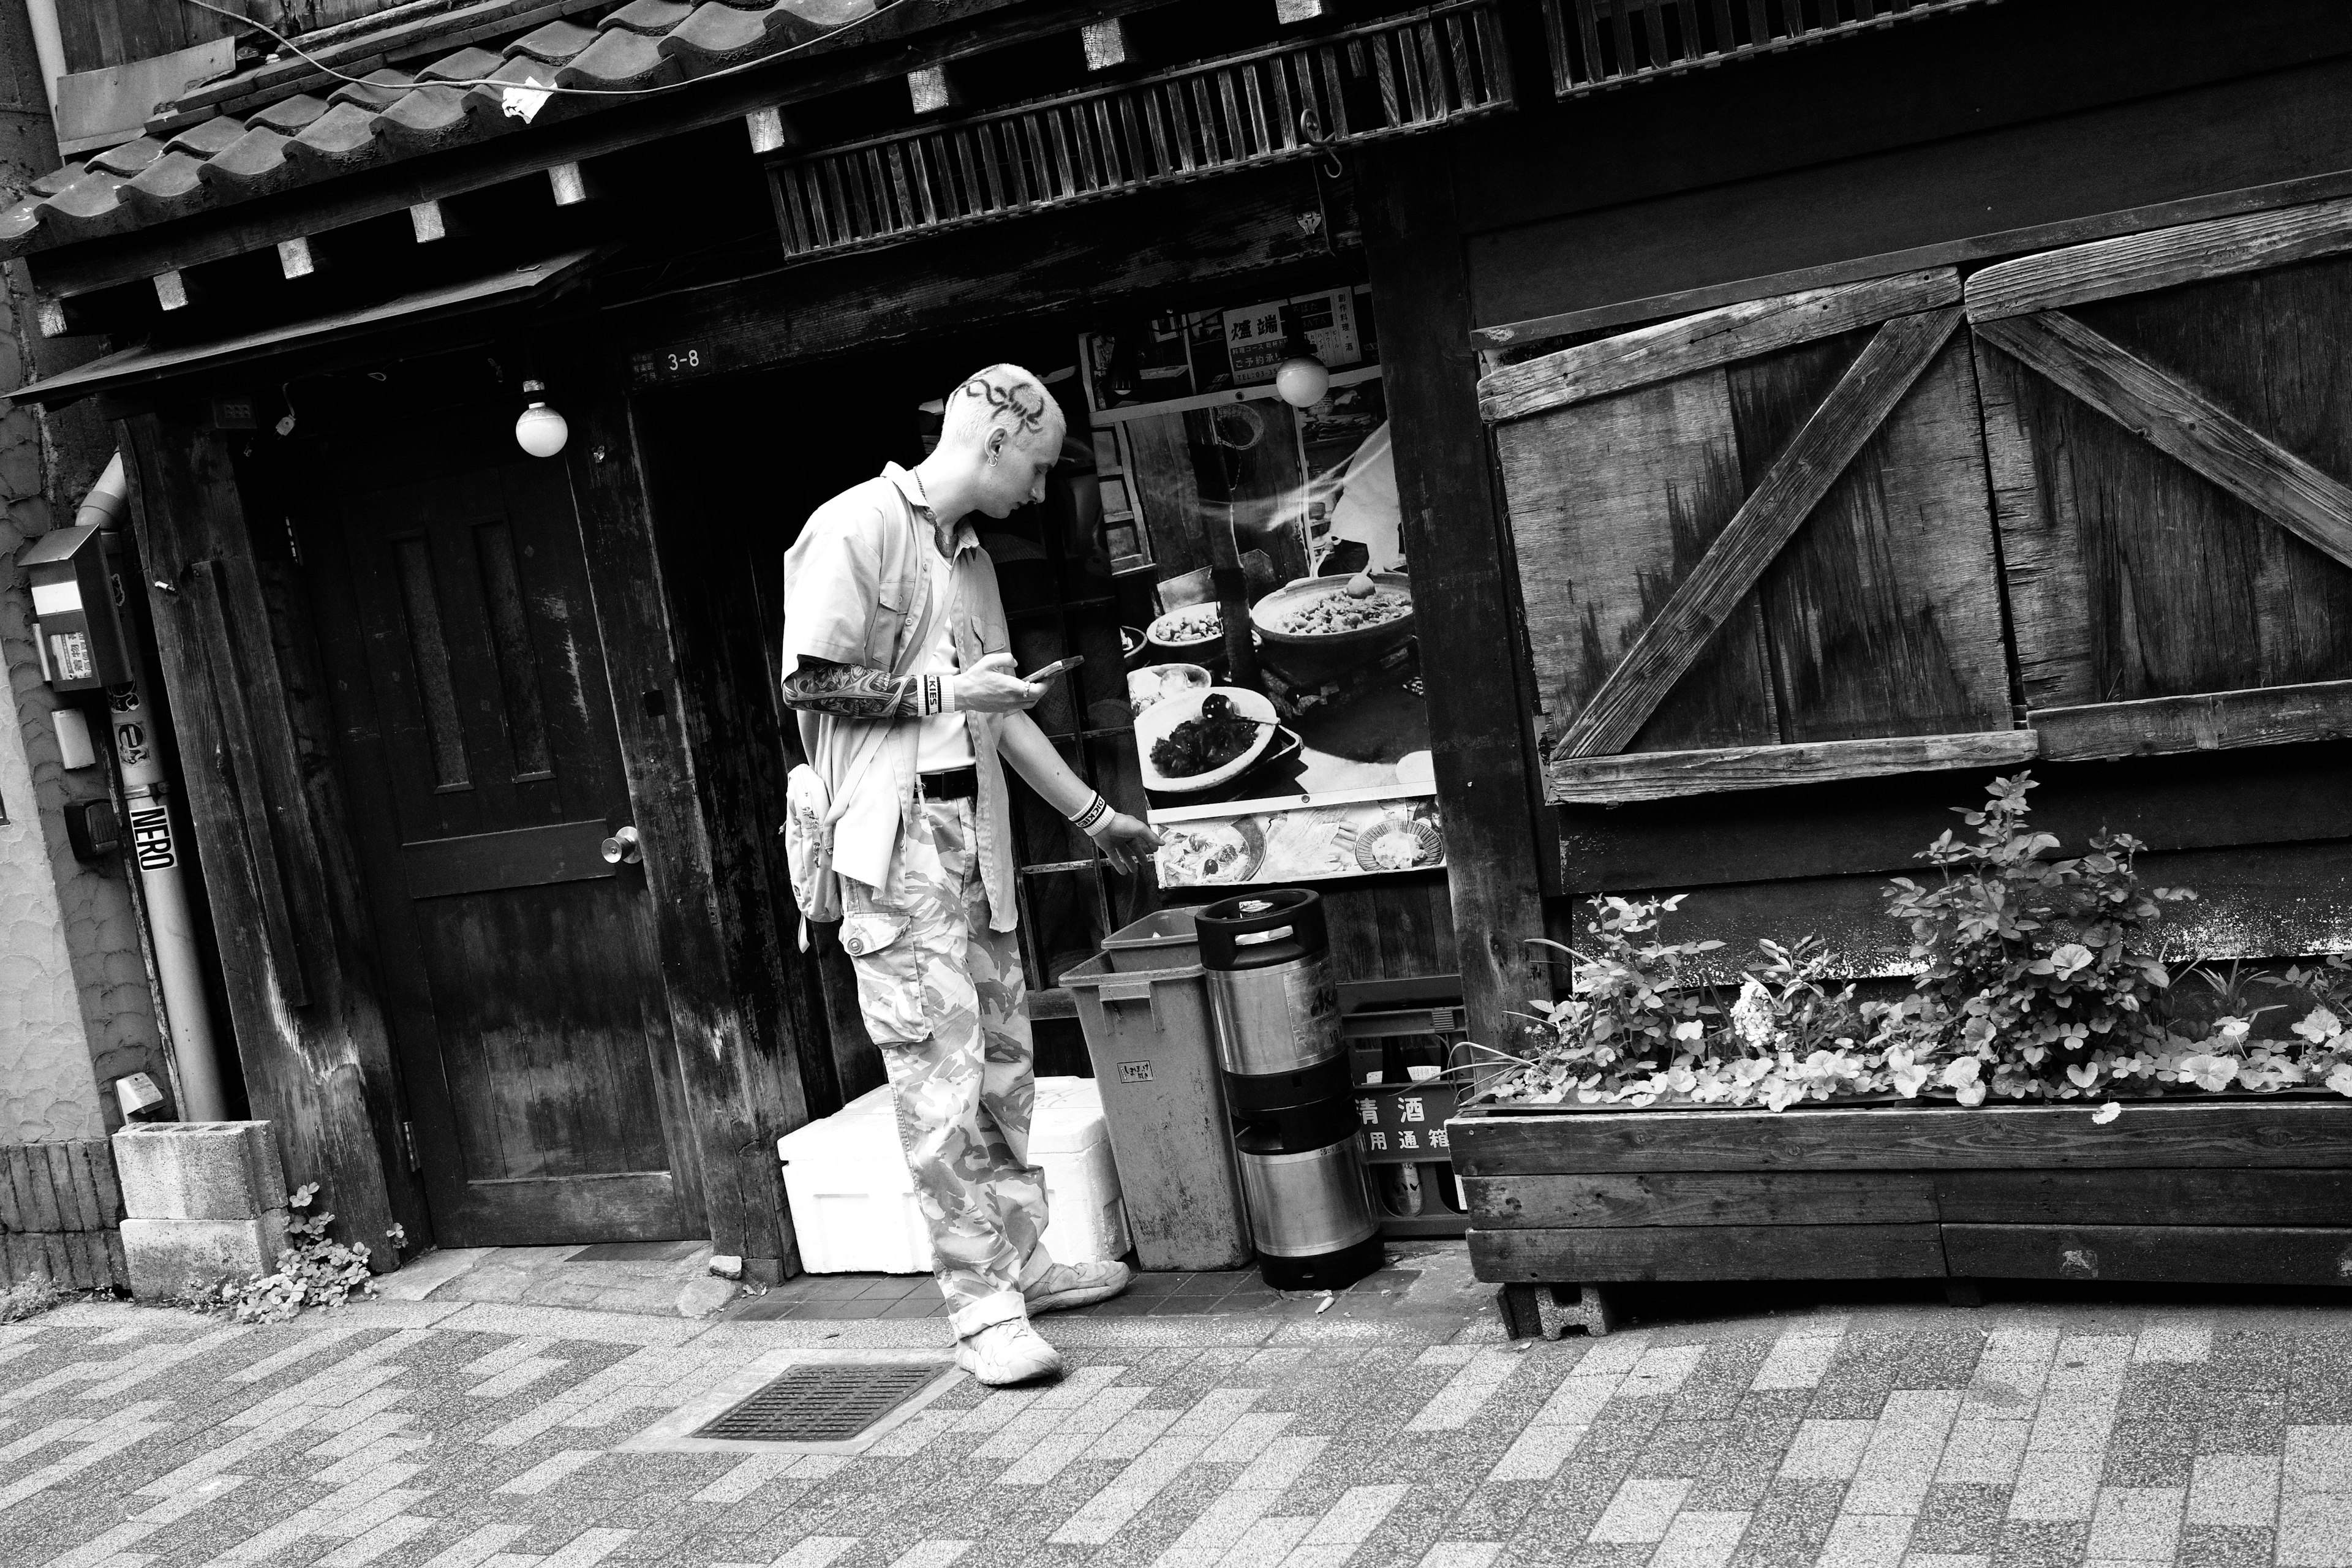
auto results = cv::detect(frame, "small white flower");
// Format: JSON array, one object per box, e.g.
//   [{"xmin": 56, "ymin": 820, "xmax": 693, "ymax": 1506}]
[
  {"xmin": 1672, "ymin": 1019, "xmax": 1705, "ymax": 1042},
  {"xmin": 1939, "ymin": 1058, "xmax": 1981, "ymax": 1090},
  {"xmin": 2092, "ymin": 1101, "xmax": 2122, "ymax": 1125}
]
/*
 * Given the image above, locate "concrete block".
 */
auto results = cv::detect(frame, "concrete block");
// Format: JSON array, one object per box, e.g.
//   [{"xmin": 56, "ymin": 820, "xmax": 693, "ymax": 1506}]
[
  {"xmin": 111, "ymin": 1121, "xmax": 284, "ymax": 1220},
  {"xmin": 120, "ymin": 1210, "xmax": 288, "ymax": 1300}
]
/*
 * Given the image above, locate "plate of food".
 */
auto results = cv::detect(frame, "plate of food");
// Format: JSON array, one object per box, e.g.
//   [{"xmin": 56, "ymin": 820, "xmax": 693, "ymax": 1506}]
[
  {"xmin": 1155, "ymin": 817, "xmax": 1267, "ymax": 886},
  {"xmin": 1145, "ymin": 602, "xmax": 1227, "ymax": 659},
  {"xmin": 1250, "ymin": 571, "xmax": 1414, "ymax": 655},
  {"xmin": 1134, "ymin": 685, "xmax": 1280, "ymax": 793},
  {"xmin": 1128, "ymin": 662, "xmax": 1212, "ymax": 713}
]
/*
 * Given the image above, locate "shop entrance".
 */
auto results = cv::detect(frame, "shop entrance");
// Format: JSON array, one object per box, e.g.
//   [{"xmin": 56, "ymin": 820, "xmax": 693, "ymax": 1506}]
[{"xmin": 295, "ymin": 420, "xmax": 702, "ymax": 1248}]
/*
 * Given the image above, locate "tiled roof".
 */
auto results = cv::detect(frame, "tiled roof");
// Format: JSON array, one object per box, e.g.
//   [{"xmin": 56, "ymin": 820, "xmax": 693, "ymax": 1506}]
[{"xmin": 0, "ymin": 0, "xmax": 873, "ymax": 260}]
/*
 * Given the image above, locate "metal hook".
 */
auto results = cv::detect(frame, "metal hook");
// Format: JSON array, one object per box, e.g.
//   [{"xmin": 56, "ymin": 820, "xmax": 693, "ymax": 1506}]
[{"xmin": 1297, "ymin": 108, "xmax": 1344, "ymax": 181}]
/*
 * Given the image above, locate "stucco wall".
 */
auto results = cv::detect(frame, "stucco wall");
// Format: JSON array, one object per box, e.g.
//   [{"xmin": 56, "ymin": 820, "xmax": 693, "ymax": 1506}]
[{"xmin": 0, "ymin": 0, "xmax": 173, "ymax": 1142}]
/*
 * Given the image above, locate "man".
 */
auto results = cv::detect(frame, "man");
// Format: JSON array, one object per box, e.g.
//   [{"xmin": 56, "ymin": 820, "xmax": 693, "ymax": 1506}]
[{"xmin": 779, "ymin": 364, "xmax": 1163, "ymax": 1386}]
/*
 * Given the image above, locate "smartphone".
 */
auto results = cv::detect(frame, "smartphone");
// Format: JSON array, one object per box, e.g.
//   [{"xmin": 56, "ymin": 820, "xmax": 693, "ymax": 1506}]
[{"xmin": 1026, "ymin": 655, "xmax": 1085, "ymax": 682}]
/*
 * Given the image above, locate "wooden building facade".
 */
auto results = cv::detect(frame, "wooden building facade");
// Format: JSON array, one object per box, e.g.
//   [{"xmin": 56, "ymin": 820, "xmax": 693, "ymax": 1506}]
[{"xmin": 12, "ymin": 0, "xmax": 2352, "ymax": 1277}]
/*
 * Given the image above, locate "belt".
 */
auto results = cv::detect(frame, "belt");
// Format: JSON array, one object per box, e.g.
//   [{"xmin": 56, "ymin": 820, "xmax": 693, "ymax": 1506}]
[{"xmin": 919, "ymin": 765, "xmax": 978, "ymax": 801}]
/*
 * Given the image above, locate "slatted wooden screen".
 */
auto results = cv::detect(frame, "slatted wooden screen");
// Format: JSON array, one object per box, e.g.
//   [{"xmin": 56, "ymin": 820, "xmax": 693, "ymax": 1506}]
[
  {"xmin": 765, "ymin": 1, "xmax": 1511, "ymax": 260},
  {"xmin": 1480, "ymin": 266, "xmax": 2030, "ymax": 806},
  {"xmin": 1539, "ymin": 0, "xmax": 1997, "ymax": 97},
  {"xmin": 1966, "ymin": 196, "xmax": 2352, "ymax": 763},
  {"xmin": 1, "ymin": 1140, "xmax": 127, "ymax": 1292}
]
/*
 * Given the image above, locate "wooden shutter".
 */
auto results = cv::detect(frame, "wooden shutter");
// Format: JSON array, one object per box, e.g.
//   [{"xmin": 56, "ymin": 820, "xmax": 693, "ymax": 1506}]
[
  {"xmin": 1480, "ymin": 267, "xmax": 2030, "ymax": 805},
  {"xmin": 1967, "ymin": 197, "xmax": 2352, "ymax": 761}
]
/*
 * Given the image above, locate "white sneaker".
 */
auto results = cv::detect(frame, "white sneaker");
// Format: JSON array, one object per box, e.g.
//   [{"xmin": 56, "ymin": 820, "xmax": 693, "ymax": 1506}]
[
  {"xmin": 1022, "ymin": 1259, "xmax": 1132, "ymax": 1314},
  {"xmin": 955, "ymin": 1319, "xmax": 1063, "ymax": 1386}
]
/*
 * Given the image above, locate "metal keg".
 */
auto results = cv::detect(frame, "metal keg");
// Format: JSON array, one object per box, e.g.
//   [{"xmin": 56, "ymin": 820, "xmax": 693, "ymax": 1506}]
[
  {"xmin": 1232, "ymin": 1102, "xmax": 1382, "ymax": 1291},
  {"xmin": 1197, "ymin": 889, "xmax": 1346, "ymax": 1112}
]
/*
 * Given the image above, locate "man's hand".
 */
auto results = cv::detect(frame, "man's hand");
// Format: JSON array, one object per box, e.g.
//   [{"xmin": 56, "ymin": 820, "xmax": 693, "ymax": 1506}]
[
  {"xmin": 1084, "ymin": 810, "xmax": 1164, "ymax": 875},
  {"xmin": 956, "ymin": 652, "xmax": 1044, "ymax": 714}
]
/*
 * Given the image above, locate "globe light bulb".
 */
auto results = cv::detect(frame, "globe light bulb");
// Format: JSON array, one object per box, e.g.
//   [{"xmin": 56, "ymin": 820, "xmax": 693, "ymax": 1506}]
[
  {"xmin": 514, "ymin": 379, "xmax": 568, "ymax": 458},
  {"xmin": 1275, "ymin": 353, "xmax": 1330, "ymax": 409}
]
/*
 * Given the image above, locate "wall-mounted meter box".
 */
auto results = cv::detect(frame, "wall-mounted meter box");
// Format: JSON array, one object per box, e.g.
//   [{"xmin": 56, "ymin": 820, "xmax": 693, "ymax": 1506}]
[{"xmin": 19, "ymin": 524, "xmax": 132, "ymax": 693}]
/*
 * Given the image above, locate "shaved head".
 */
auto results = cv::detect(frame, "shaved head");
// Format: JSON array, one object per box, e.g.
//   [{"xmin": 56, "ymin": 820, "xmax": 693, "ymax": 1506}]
[{"xmin": 940, "ymin": 363, "xmax": 1063, "ymax": 456}]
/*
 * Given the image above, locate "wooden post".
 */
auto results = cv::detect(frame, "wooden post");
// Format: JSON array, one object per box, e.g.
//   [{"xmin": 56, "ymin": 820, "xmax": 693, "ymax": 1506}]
[
  {"xmin": 115, "ymin": 412, "xmax": 417, "ymax": 1260},
  {"xmin": 907, "ymin": 66, "xmax": 964, "ymax": 115},
  {"xmin": 276, "ymin": 237, "xmax": 316, "ymax": 279},
  {"xmin": 552, "ymin": 352, "xmax": 808, "ymax": 1283},
  {"xmin": 1358, "ymin": 138, "xmax": 1551, "ymax": 1050},
  {"xmin": 744, "ymin": 106, "xmax": 798, "ymax": 155}
]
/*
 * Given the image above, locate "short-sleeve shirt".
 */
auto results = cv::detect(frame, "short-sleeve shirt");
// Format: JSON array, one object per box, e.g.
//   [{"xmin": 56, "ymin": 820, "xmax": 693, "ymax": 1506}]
[{"xmin": 780, "ymin": 462, "xmax": 1018, "ymax": 930}]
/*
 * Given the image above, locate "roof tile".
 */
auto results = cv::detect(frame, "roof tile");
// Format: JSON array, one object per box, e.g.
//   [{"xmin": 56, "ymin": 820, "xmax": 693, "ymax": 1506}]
[
  {"xmin": 246, "ymin": 94, "xmax": 331, "ymax": 135},
  {"xmin": 0, "ymin": 199, "xmax": 42, "ymax": 246},
  {"xmin": 604, "ymin": 0, "xmax": 698, "ymax": 34},
  {"xmin": 34, "ymin": 168, "xmax": 130, "ymax": 240},
  {"xmin": 417, "ymin": 45, "xmax": 505, "ymax": 83},
  {"xmin": 28, "ymin": 164, "xmax": 82, "ymax": 197},
  {"xmin": 166, "ymin": 116, "xmax": 249, "ymax": 158},
  {"xmin": 557, "ymin": 24, "xmax": 684, "ymax": 90},
  {"xmin": 285, "ymin": 102, "xmax": 388, "ymax": 176},
  {"xmin": 327, "ymin": 67, "xmax": 418, "ymax": 111},
  {"xmin": 88, "ymin": 138, "xmax": 168, "ymax": 178},
  {"xmin": 373, "ymin": 83, "xmax": 510, "ymax": 153},
  {"xmin": 196, "ymin": 126, "xmax": 297, "ymax": 195},
  {"xmin": 121, "ymin": 149, "xmax": 215, "ymax": 223},
  {"xmin": 507, "ymin": 18, "xmax": 600, "ymax": 64},
  {"xmin": 460, "ymin": 55, "xmax": 561, "ymax": 119}
]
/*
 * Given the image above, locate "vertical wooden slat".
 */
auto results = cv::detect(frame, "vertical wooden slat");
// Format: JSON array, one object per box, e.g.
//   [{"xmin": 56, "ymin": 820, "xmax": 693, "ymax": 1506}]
[
  {"xmin": 1604, "ymin": 0, "xmax": 1639, "ymax": 77},
  {"xmin": 1640, "ymin": 0, "xmax": 1672, "ymax": 66},
  {"xmin": 1575, "ymin": 0, "xmax": 1608, "ymax": 84},
  {"xmin": 104, "ymin": 1230, "xmax": 128, "ymax": 1291},
  {"xmin": 911, "ymin": 135, "xmax": 943, "ymax": 224},
  {"xmin": 1267, "ymin": 51, "xmax": 1301, "ymax": 149},
  {"xmin": 1418, "ymin": 21, "xmax": 1451, "ymax": 116},
  {"xmin": 860, "ymin": 148, "xmax": 894, "ymax": 235},
  {"xmin": 18, "ymin": 1145, "xmax": 60, "ymax": 1236},
  {"xmin": 1446, "ymin": 15, "xmax": 1478, "ymax": 107},
  {"xmin": 1745, "ymin": 0, "xmax": 1771, "ymax": 47},
  {"xmin": 1476, "ymin": 7, "xmax": 1512, "ymax": 104},
  {"xmin": 1215, "ymin": 70, "xmax": 1248, "ymax": 162},
  {"xmin": 1189, "ymin": 77, "xmax": 1223, "ymax": 165},
  {"xmin": 84, "ymin": 1140, "xmax": 123, "ymax": 1224},
  {"xmin": 969, "ymin": 123, "xmax": 1005, "ymax": 213},
  {"xmin": 884, "ymin": 143, "xmax": 918, "ymax": 235},
  {"xmin": 1044, "ymin": 108, "xmax": 1078, "ymax": 200},
  {"xmin": 1675, "ymin": 0, "xmax": 1705, "ymax": 59},
  {"xmin": 1166, "ymin": 80, "xmax": 1200, "ymax": 171},
  {"xmin": 1100, "ymin": 98, "xmax": 1135, "ymax": 185},
  {"xmin": 1239, "ymin": 62, "xmax": 1272, "ymax": 160},
  {"xmin": 815, "ymin": 160, "xmax": 848, "ymax": 249},
  {"xmin": 62, "ymin": 1142, "xmax": 105, "ymax": 1234},
  {"xmin": 0, "ymin": 1148, "xmax": 21, "ymax": 1237},
  {"xmin": 1370, "ymin": 32, "xmax": 1404, "ymax": 127},
  {"xmin": 1708, "ymin": 0, "xmax": 1736, "ymax": 53}
]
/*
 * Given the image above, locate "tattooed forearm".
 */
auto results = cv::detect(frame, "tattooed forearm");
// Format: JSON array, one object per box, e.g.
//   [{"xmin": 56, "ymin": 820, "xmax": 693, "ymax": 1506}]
[{"xmin": 780, "ymin": 658, "xmax": 948, "ymax": 720}]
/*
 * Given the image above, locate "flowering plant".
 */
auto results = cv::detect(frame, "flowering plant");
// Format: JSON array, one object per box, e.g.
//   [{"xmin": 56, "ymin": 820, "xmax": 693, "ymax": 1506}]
[{"xmin": 1488, "ymin": 772, "xmax": 2352, "ymax": 1112}]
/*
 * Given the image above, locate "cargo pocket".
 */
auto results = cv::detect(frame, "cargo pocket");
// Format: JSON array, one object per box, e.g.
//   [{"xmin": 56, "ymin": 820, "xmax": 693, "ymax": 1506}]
[
  {"xmin": 842, "ymin": 911, "xmax": 930, "ymax": 1045},
  {"xmin": 865, "ymin": 579, "xmax": 914, "ymax": 671}
]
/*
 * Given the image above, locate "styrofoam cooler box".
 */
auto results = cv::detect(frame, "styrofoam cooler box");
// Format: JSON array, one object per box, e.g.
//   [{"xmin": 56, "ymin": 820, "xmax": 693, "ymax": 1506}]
[{"xmin": 777, "ymin": 1077, "xmax": 1131, "ymax": 1274}]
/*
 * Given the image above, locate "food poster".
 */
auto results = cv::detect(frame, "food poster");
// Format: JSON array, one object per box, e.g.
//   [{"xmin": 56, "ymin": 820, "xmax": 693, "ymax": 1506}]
[{"xmin": 1081, "ymin": 292, "xmax": 1445, "ymax": 889}]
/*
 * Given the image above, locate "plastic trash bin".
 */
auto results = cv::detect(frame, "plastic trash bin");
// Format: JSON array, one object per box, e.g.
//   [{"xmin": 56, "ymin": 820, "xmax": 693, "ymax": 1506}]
[
  {"xmin": 1101, "ymin": 907, "xmax": 1200, "ymax": 972},
  {"xmin": 1063, "ymin": 952, "xmax": 1253, "ymax": 1271},
  {"xmin": 775, "ymin": 1077, "xmax": 1129, "ymax": 1273}
]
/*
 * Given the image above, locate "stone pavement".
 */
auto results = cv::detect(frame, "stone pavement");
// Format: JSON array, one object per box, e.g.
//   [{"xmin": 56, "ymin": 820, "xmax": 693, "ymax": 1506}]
[{"xmin": 4, "ymin": 1287, "xmax": 2352, "ymax": 1568}]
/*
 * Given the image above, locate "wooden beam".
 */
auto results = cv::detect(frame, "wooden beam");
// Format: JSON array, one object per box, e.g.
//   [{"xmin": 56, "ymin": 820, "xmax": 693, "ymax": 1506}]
[
  {"xmin": 276, "ymin": 236, "xmax": 316, "ymax": 279},
  {"xmin": 907, "ymin": 64, "xmax": 964, "ymax": 115},
  {"xmin": 2034, "ymin": 679, "xmax": 2352, "ymax": 762},
  {"xmin": 744, "ymin": 106, "xmax": 797, "ymax": 155},
  {"xmin": 1941, "ymin": 1223, "xmax": 2352, "ymax": 1284},
  {"xmin": 1470, "ymin": 1223, "xmax": 1953, "ymax": 1282},
  {"xmin": 1975, "ymin": 309, "xmax": 2352, "ymax": 574},
  {"xmin": 1555, "ymin": 306, "xmax": 1964, "ymax": 760},
  {"xmin": 1479, "ymin": 268, "xmax": 1959, "ymax": 422},
  {"xmin": 1964, "ymin": 192, "xmax": 2352, "ymax": 323},
  {"xmin": 1547, "ymin": 728, "xmax": 2038, "ymax": 806},
  {"xmin": 1359, "ymin": 137, "xmax": 1551, "ymax": 1055},
  {"xmin": 1082, "ymin": 18, "xmax": 1136, "ymax": 69},
  {"xmin": 115, "ymin": 413, "xmax": 416, "ymax": 1261}
]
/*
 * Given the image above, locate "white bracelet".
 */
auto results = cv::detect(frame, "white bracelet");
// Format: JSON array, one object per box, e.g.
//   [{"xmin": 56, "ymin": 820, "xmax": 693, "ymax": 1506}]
[{"xmin": 1069, "ymin": 793, "xmax": 1110, "ymax": 834}]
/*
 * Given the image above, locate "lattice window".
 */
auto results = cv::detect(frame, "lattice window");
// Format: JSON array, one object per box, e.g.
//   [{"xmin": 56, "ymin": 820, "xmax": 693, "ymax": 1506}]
[
  {"xmin": 764, "ymin": 1, "xmax": 1511, "ymax": 262},
  {"xmin": 1540, "ymin": 0, "xmax": 2002, "ymax": 97}
]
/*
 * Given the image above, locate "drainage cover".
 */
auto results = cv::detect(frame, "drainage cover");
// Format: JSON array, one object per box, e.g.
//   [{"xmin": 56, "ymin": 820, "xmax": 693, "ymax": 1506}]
[{"xmin": 691, "ymin": 1362, "xmax": 946, "ymax": 1442}]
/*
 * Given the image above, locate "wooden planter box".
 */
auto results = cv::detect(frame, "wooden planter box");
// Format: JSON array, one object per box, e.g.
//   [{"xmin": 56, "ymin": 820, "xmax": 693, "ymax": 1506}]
[{"xmin": 1448, "ymin": 1097, "xmax": 2352, "ymax": 1332}]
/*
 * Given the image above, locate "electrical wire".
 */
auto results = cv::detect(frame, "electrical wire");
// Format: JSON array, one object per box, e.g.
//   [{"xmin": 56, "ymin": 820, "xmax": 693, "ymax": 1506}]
[{"xmin": 176, "ymin": 0, "xmax": 888, "ymax": 100}]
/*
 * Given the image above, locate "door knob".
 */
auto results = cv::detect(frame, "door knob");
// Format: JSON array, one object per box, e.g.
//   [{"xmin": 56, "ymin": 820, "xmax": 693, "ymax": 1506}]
[{"xmin": 601, "ymin": 825, "xmax": 643, "ymax": 865}]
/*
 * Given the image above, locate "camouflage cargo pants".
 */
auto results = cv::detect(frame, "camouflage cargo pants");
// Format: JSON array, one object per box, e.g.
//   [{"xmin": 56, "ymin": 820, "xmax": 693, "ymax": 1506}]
[{"xmin": 840, "ymin": 796, "xmax": 1048, "ymax": 1338}]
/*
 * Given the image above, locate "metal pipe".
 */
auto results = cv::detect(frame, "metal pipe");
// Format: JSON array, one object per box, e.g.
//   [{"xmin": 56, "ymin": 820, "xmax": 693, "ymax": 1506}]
[
  {"xmin": 80, "ymin": 452, "xmax": 231, "ymax": 1122},
  {"xmin": 21, "ymin": 0, "xmax": 68, "ymax": 115}
]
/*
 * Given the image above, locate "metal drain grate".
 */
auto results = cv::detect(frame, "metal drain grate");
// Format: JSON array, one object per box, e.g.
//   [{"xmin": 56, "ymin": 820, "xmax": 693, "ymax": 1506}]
[{"xmin": 692, "ymin": 1362, "xmax": 944, "ymax": 1442}]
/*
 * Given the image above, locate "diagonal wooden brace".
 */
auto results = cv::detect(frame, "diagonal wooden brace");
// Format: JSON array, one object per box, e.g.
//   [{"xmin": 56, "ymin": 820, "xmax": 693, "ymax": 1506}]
[
  {"xmin": 1555, "ymin": 306, "xmax": 1964, "ymax": 762},
  {"xmin": 1974, "ymin": 309, "xmax": 2352, "ymax": 575}
]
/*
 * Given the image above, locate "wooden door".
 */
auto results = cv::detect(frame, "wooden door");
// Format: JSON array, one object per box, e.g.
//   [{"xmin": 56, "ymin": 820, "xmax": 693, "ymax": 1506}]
[
  {"xmin": 298, "ymin": 426, "xmax": 701, "ymax": 1247},
  {"xmin": 1480, "ymin": 266, "xmax": 2029, "ymax": 808},
  {"xmin": 1966, "ymin": 195, "xmax": 2352, "ymax": 761}
]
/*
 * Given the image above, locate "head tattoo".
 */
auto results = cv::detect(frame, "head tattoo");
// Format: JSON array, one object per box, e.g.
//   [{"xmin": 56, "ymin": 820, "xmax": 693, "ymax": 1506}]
[{"xmin": 943, "ymin": 364, "xmax": 1056, "ymax": 448}]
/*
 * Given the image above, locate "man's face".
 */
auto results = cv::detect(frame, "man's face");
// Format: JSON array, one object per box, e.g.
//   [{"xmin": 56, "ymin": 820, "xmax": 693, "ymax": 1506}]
[{"xmin": 977, "ymin": 421, "xmax": 1065, "ymax": 519}]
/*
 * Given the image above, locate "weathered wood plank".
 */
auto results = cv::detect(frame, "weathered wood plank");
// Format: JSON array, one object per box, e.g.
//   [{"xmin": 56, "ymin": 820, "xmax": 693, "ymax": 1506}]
[
  {"xmin": 1556, "ymin": 307, "xmax": 1964, "ymax": 760},
  {"xmin": 0, "ymin": 1150, "xmax": 20, "ymax": 1234},
  {"xmin": 1463, "ymin": 1170, "xmax": 1939, "ymax": 1227},
  {"xmin": 2035, "ymin": 679, "xmax": 2352, "ymax": 761},
  {"xmin": 15, "ymin": 1147, "xmax": 60, "ymax": 1236},
  {"xmin": 1942, "ymin": 1223, "xmax": 2352, "ymax": 1284},
  {"xmin": 1964, "ymin": 194, "xmax": 2352, "ymax": 322},
  {"xmin": 1450, "ymin": 1101, "xmax": 2352, "ymax": 1174},
  {"xmin": 81, "ymin": 1141, "xmax": 122, "ymax": 1225},
  {"xmin": 1469, "ymin": 1223, "xmax": 1951, "ymax": 1281},
  {"xmin": 1359, "ymin": 137, "xmax": 1551, "ymax": 1050},
  {"xmin": 1970, "ymin": 327, "xmax": 2098, "ymax": 709},
  {"xmin": 1975, "ymin": 309, "xmax": 2352, "ymax": 574},
  {"xmin": 1936, "ymin": 1168, "xmax": 2352, "ymax": 1227},
  {"xmin": 1548, "ymin": 729, "xmax": 2037, "ymax": 805},
  {"xmin": 1739, "ymin": 332, "xmax": 2012, "ymax": 744},
  {"xmin": 1500, "ymin": 365, "xmax": 1779, "ymax": 754},
  {"xmin": 1478, "ymin": 268, "xmax": 1961, "ymax": 421}
]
